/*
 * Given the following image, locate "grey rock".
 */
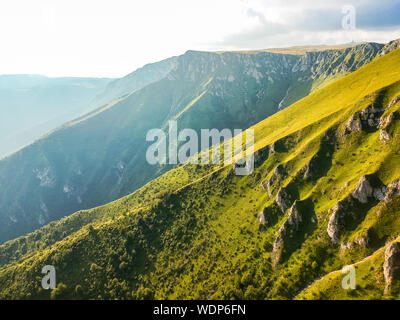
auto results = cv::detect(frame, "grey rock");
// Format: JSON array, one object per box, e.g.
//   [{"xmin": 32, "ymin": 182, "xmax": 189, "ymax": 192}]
[
  {"xmin": 352, "ymin": 176, "xmax": 374, "ymax": 204},
  {"xmin": 275, "ymin": 187, "xmax": 293, "ymax": 213},
  {"xmin": 388, "ymin": 95, "xmax": 400, "ymax": 108},
  {"xmin": 327, "ymin": 197, "xmax": 354, "ymax": 243},
  {"xmin": 380, "ymin": 129, "xmax": 391, "ymax": 141},
  {"xmin": 384, "ymin": 241, "xmax": 400, "ymax": 294},
  {"xmin": 385, "ymin": 179, "xmax": 400, "ymax": 202},
  {"xmin": 259, "ymin": 211, "xmax": 266, "ymax": 225},
  {"xmin": 345, "ymin": 115, "xmax": 362, "ymax": 133}
]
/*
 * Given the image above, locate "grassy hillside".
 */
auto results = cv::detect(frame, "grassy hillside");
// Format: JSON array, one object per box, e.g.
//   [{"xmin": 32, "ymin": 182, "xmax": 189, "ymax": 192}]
[
  {"xmin": 0, "ymin": 48, "xmax": 400, "ymax": 300},
  {"xmin": 0, "ymin": 42, "xmax": 396, "ymax": 245}
]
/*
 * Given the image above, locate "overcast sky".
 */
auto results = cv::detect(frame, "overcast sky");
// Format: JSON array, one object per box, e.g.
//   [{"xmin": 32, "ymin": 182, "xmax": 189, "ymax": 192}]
[{"xmin": 0, "ymin": 0, "xmax": 399, "ymax": 78}]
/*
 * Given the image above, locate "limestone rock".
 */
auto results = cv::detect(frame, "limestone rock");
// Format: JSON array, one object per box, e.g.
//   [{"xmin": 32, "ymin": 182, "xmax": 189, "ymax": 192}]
[
  {"xmin": 269, "ymin": 143, "xmax": 276, "ymax": 154},
  {"xmin": 380, "ymin": 129, "xmax": 391, "ymax": 142},
  {"xmin": 351, "ymin": 175, "xmax": 386, "ymax": 203},
  {"xmin": 327, "ymin": 175, "xmax": 387, "ymax": 243},
  {"xmin": 354, "ymin": 228, "xmax": 374, "ymax": 247},
  {"xmin": 273, "ymin": 200, "xmax": 316, "ymax": 265},
  {"xmin": 327, "ymin": 197, "xmax": 354, "ymax": 243},
  {"xmin": 259, "ymin": 211, "xmax": 266, "ymax": 225},
  {"xmin": 262, "ymin": 165, "xmax": 286, "ymax": 197},
  {"xmin": 275, "ymin": 187, "xmax": 293, "ymax": 213},
  {"xmin": 385, "ymin": 179, "xmax": 400, "ymax": 202},
  {"xmin": 345, "ymin": 115, "xmax": 362, "ymax": 133},
  {"xmin": 351, "ymin": 176, "xmax": 374, "ymax": 203},
  {"xmin": 273, "ymin": 201, "xmax": 302, "ymax": 255},
  {"xmin": 388, "ymin": 95, "xmax": 400, "ymax": 108},
  {"xmin": 384, "ymin": 241, "xmax": 400, "ymax": 294},
  {"xmin": 379, "ymin": 111, "xmax": 400, "ymax": 128}
]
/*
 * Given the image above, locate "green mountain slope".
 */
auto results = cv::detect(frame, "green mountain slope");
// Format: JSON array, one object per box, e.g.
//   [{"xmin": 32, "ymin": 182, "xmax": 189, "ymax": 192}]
[
  {"xmin": 0, "ymin": 41, "xmax": 398, "ymax": 245},
  {"xmin": 1, "ymin": 47, "xmax": 400, "ymax": 300}
]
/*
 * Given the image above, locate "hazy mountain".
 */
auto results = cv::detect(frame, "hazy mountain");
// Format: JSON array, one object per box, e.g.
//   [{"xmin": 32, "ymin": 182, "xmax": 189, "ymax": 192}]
[
  {"xmin": 0, "ymin": 57, "xmax": 178, "ymax": 159},
  {"xmin": 0, "ymin": 41, "xmax": 398, "ymax": 245},
  {"xmin": 1, "ymin": 47, "xmax": 400, "ymax": 299},
  {"xmin": 0, "ymin": 75, "xmax": 113, "ymax": 158}
]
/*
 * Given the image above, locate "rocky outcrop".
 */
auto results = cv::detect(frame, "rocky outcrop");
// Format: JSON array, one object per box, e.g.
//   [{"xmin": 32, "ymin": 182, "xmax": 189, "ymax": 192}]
[
  {"xmin": 327, "ymin": 197, "xmax": 354, "ymax": 243},
  {"xmin": 345, "ymin": 115, "xmax": 362, "ymax": 133},
  {"xmin": 380, "ymin": 129, "xmax": 391, "ymax": 142},
  {"xmin": 273, "ymin": 200, "xmax": 316, "ymax": 265},
  {"xmin": 275, "ymin": 187, "xmax": 294, "ymax": 213},
  {"xmin": 351, "ymin": 175, "xmax": 386, "ymax": 203},
  {"xmin": 327, "ymin": 175, "xmax": 386, "ymax": 242},
  {"xmin": 259, "ymin": 211, "xmax": 266, "ymax": 225},
  {"xmin": 359, "ymin": 105, "xmax": 384, "ymax": 128},
  {"xmin": 384, "ymin": 241, "xmax": 400, "ymax": 294},
  {"xmin": 269, "ymin": 143, "xmax": 276, "ymax": 154},
  {"xmin": 388, "ymin": 95, "xmax": 400, "ymax": 108},
  {"xmin": 262, "ymin": 165, "xmax": 287, "ymax": 197},
  {"xmin": 385, "ymin": 179, "xmax": 400, "ymax": 202},
  {"xmin": 346, "ymin": 104, "xmax": 385, "ymax": 134},
  {"xmin": 354, "ymin": 228, "xmax": 375, "ymax": 248},
  {"xmin": 379, "ymin": 110, "xmax": 400, "ymax": 129},
  {"xmin": 379, "ymin": 39, "xmax": 400, "ymax": 56}
]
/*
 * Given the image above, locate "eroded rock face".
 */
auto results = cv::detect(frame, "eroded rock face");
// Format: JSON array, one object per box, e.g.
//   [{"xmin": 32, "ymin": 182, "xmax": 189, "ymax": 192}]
[
  {"xmin": 327, "ymin": 175, "xmax": 389, "ymax": 242},
  {"xmin": 259, "ymin": 211, "xmax": 266, "ymax": 225},
  {"xmin": 345, "ymin": 115, "xmax": 362, "ymax": 133},
  {"xmin": 346, "ymin": 105, "xmax": 385, "ymax": 134},
  {"xmin": 385, "ymin": 179, "xmax": 400, "ymax": 202},
  {"xmin": 379, "ymin": 110, "xmax": 400, "ymax": 129},
  {"xmin": 262, "ymin": 165, "xmax": 287, "ymax": 197},
  {"xmin": 352, "ymin": 176, "xmax": 374, "ymax": 203},
  {"xmin": 327, "ymin": 197, "xmax": 354, "ymax": 243},
  {"xmin": 380, "ymin": 129, "xmax": 391, "ymax": 142},
  {"xmin": 273, "ymin": 200, "xmax": 316, "ymax": 265},
  {"xmin": 359, "ymin": 105, "xmax": 383, "ymax": 129},
  {"xmin": 301, "ymin": 154, "xmax": 320, "ymax": 180},
  {"xmin": 388, "ymin": 95, "xmax": 400, "ymax": 108},
  {"xmin": 273, "ymin": 202, "xmax": 302, "ymax": 258},
  {"xmin": 384, "ymin": 241, "xmax": 400, "ymax": 294},
  {"xmin": 354, "ymin": 228, "xmax": 374, "ymax": 248},
  {"xmin": 351, "ymin": 175, "xmax": 386, "ymax": 203},
  {"xmin": 275, "ymin": 187, "xmax": 293, "ymax": 213}
]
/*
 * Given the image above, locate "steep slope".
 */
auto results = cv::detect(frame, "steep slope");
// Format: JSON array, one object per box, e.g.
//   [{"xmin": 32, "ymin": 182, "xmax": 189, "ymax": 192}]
[
  {"xmin": 0, "ymin": 47, "xmax": 400, "ymax": 300},
  {"xmin": 0, "ymin": 41, "xmax": 397, "ymax": 244},
  {"xmin": 86, "ymin": 56, "xmax": 178, "ymax": 113}
]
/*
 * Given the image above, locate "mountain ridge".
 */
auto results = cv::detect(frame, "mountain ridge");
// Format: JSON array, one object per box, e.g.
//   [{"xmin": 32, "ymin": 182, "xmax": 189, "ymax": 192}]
[
  {"xmin": 0, "ymin": 40, "xmax": 398, "ymax": 245},
  {"xmin": 0, "ymin": 47, "xmax": 400, "ymax": 299}
]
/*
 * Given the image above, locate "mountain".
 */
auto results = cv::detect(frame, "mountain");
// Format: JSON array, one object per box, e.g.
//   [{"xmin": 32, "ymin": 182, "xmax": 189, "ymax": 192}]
[
  {"xmin": 87, "ymin": 56, "xmax": 178, "ymax": 113},
  {"xmin": 0, "ymin": 41, "xmax": 398, "ymax": 245},
  {"xmin": 0, "ymin": 75, "xmax": 113, "ymax": 158},
  {"xmin": 0, "ymin": 57, "xmax": 178, "ymax": 160},
  {"xmin": 0, "ymin": 46, "xmax": 400, "ymax": 300}
]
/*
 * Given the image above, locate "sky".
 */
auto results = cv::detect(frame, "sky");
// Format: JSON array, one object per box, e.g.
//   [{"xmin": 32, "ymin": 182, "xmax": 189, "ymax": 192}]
[{"xmin": 0, "ymin": 0, "xmax": 399, "ymax": 78}]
